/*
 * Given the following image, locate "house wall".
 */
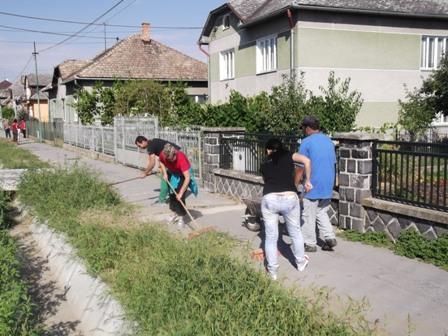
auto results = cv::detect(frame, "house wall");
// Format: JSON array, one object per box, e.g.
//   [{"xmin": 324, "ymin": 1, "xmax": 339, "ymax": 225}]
[
  {"xmin": 30, "ymin": 101, "xmax": 49, "ymax": 122},
  {"xmin": 207, "ymin": 10, "xmax": 448, "ymax": 128}
]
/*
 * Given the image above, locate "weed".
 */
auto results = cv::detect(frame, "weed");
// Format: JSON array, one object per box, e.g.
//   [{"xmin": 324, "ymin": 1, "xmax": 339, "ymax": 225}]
[
  {"xmin": 0, "ymin": 139, "xmax": 50, "ymax": 169},
  {"xmin": 0, "ymin": 192, "xmax": 42, "ymax": 336},
  {"xmin": 19, "ymin": 168, "xmax": 377, "ymax": 335},
  {"xmin": 339, "ymin": 229, "xmax": 448, "ymax": 270}
]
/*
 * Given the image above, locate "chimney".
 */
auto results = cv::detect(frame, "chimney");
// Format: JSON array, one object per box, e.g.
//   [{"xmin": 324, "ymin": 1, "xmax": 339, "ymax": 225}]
[{"xmin": 141, "ymin": 22, "xmax": 150, "ymax": 42}]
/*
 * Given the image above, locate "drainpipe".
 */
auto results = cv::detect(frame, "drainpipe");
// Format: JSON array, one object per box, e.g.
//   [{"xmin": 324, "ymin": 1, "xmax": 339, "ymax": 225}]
[
  {"xmin": 287, "ymin": 9, "xmax": 295, "ymax": 77},
  {"xmin": 198, "ymin": 42, "xmax": 211, "ymax": 102}
]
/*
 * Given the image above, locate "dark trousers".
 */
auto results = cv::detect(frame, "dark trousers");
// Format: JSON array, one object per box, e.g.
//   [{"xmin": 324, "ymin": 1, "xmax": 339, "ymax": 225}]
[
  {"xmin": 169, "ymin": 174, "xmax": 187, "ymax": 217},
  {"xmin": 12, "ymin": 130, "xmax": 18, "ymax": 142},
  {"xmin": 5, "ymin": 129, "xmax": 11, "ymax": 138},
  {"xmin": 21, "ymin": 129, "xmax": 26, "ymax": 138}
]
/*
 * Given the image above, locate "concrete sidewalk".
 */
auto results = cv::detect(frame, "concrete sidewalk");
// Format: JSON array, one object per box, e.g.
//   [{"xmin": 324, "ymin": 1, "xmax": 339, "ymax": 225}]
[{"xmin": 22, "ymin": 142, "xmax": 448, "ymax": 336}]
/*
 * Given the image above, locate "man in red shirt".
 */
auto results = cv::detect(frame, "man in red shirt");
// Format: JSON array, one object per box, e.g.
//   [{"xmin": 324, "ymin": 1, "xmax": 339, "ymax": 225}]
[
  {"xmin": 19, "ymin": 118, "xmax": 26, "ymax": 138},
  {"xmin": 158, "ymin": 143, "xmax": 191, "ymax": 227},
  {"xmin": 11, "ymin": 119, "xmax": 19, "ymax": 143}
]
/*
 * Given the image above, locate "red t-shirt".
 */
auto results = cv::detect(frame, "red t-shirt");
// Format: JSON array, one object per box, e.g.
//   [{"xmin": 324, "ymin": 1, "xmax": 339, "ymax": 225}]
[
  {"xmin": 11, "ymin": 122, "xmax": 18, "ymax": 131},
  {"xmin": 19, "ymin": 120, "xmax": 26, "ymax": 129},
  {"xmin": 159, "ymin": 150, "xmax": 191, "ymax": 175}
]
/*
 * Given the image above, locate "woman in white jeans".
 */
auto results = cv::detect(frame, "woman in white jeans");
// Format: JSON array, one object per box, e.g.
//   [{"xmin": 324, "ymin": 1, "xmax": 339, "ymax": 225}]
[{"xmin": 260, "ymin": 138, "xmax": 312, "ymax": 280}]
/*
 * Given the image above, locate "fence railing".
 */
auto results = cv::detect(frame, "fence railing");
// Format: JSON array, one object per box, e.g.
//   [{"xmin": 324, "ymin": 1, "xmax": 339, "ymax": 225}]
[
  {"xmin": 63, "ymin": 116, "xmax": 202, "ymax": 180},
  {"xmin": 372, "ymin": 141, "xmax": 448, "ymax": 212},
  {"xmin": 220, "ymin": 133, "xmax": 300, "ymax": 175},
  {"xmin": 28, "ymin": 119, "xmax": 64, "ymax": 141}
]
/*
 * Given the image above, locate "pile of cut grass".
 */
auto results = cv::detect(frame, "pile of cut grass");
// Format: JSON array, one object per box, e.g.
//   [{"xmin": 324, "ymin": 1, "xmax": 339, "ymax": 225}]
[{"xmin": 0, "ymin": 139, "xmax": 49, "ymax": 169}]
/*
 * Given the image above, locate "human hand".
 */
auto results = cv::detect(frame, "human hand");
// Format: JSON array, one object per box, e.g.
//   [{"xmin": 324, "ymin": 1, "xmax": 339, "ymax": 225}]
[
  {"xmin": 163, "ymin": 173, "xmax": 169, "ymax": 181},
  {"xmin": 176, "ymin": 192, "xmax": 183, "ymax": 202},
  {"xmin": 139, "ymin": 172, "xmax": 147, "ymax": 179},
  {"xmin": 304, "ymin": 180, "xmax": 313, "ymax": 193}
]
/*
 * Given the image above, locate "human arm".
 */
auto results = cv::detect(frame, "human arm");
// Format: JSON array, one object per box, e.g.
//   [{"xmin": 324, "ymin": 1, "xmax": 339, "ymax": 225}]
[
  {"xmin": 292, "ymin": 153, "xmax": 312, "ymax": 192},
  {"xmin": 139, "ymin": 154, "xmax": 156, "ymax": 178},
  {"xmin": 159, "ymin": 161, "xmax": 169, "ymax": 182},
  {"xmin": 177, "ymin": 169, "xmax": 191, "ymax": 201}
]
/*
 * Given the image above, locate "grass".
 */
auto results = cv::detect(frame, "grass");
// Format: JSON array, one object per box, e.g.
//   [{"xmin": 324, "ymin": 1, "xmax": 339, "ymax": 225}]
[
  {"xmin": 0, "ymin": 139, "xmax": 50, "ymax": 169},
  {"xmin": 339, "ymin": 229, "xmax": 448, "ymax": 271},
  {"xmin": 0, "ymin": 191, "xmax": 42, "ymax": 336},
  {"xmin": 19, "ymin": 167, "xmax": 377, "ymax": 335}
]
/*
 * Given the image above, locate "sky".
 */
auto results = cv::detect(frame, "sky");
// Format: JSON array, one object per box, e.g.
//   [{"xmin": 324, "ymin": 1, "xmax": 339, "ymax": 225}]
[{"xmin": 0, "ymin": 0, "xmax": 225, "ymax": 82}]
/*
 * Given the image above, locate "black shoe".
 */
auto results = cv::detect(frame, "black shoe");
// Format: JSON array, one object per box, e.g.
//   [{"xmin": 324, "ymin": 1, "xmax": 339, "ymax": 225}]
[
  {"xmin": 304, "ymin": 244, "xmax": 317, "ymax": 253},
  {"xmin": 322, "ymin": 238, "xmax": 337, "ymax": 251}
]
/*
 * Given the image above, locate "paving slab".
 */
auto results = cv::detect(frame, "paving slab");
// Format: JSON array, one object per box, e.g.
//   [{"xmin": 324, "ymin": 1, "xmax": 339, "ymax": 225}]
[{"xmin": 21, "ymin": 142, "xmax": 448, "ymax": 336}]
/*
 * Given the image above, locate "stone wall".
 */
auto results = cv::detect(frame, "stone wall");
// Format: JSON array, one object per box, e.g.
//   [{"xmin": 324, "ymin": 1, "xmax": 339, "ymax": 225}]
[{"xmin": 203, "ymin": 131, "xmax": 448, "ymax": 240}]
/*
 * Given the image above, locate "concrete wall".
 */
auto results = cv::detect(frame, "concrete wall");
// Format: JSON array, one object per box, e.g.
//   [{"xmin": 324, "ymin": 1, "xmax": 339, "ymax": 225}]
[{"xmin": 206, "ymin": 9, "xmax": 448, "ymax": 127}]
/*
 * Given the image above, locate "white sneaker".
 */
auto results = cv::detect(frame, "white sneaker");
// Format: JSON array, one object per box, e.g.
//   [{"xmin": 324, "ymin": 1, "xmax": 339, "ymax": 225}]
[
  {"xmin": 297, "ymin": 255, "xmax": 309, "ymax": 272},
  {"xmin": 167, "ymin": 214, "xmax": 178, "ymax": 224},
  {"xmin": 176, "ymin": 217, "xmax": 185, "ymax": 229},
  {"xmin": 269, "ymin": 272, "xmax": 277, "ymax": 281}
]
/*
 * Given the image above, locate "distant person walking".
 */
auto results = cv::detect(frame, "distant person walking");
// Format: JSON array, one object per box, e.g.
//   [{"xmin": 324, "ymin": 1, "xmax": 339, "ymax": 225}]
[
  {"xmin": 260, "ymin": 138, "xmax": 312, "ymax": 280},
  {"xmin": 135, "ymin": 136, "xmax": 181, "ymax": 204},
  {"xmin": 2, "ymin": 119, "xmax": 11, "ymax": 139},
  {"xmin": 299, "ymin": 116, "xmax": 337, "ymax": 252},
  {"xmin": 11, "ymin": 119, "xmax": 18, "ymax": 143},
  {"xmin": 19, "ymin": 118, "xmax": 26, "ymax": 138}
]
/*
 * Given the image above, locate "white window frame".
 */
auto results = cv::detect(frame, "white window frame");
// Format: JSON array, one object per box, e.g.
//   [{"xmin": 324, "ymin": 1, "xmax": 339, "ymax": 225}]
[
  {"xmin": 433, "ymin": 112, "xmax": 448, "ymax": 126},
  {"xmin": 421, "ymin": 36, "xmax": 448, "ymax": 70},
  {"xmin": 222, "ymin": 14, "xmax": 230, "ymax": 30},
  {"xmin": 219, "ymin": 49, "xmax": 235, "ymax": 80},
  {"xmin": 256, "ymin": 35, "xmax": 277, "ymax": 74}
]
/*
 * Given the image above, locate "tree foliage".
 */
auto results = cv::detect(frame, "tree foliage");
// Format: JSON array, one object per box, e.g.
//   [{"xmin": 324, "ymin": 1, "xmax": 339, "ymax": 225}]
[
  {"xmin": 399, "ymin": 55, "xmax": 448, "ymax": 137},
  {"xmin": 72, "ymin": 72, "xmax": 363, "ymax": 134},
  {"xmin": 1, "ymin": 106, "xmax": 14, "ymax": 121}
]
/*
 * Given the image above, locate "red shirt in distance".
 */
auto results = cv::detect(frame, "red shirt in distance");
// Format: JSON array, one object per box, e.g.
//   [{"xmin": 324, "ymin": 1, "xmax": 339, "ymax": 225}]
[
  {"xmin": 19, "ymin": 120, "xmax": 26, "ymax": 129},
  {"xmin": 159, "ymin": 150, "xmax": 191, "ymax": 175}
]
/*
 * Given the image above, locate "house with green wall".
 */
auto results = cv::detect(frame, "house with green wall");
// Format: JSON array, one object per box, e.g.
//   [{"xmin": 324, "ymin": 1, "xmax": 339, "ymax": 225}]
[{"xmin": 199, "ymin": 0, "xmax": 448, "ymax": 128}]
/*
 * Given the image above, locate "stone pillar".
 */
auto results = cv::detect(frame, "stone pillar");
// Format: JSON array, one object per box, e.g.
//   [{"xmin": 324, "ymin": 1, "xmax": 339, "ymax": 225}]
[
  {"xmin": 202, "ymin": 130, "xmax": 221, "ymax": 192},
  {"xmin": 335, "ymin": 132, "xmax": 380, "ymax": 232}
]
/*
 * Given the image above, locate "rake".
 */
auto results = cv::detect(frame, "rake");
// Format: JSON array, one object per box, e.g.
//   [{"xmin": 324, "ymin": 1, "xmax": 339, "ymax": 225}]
[{"xmin": 108, "ymin": 176, "xmax": 141, "ymax": 186}]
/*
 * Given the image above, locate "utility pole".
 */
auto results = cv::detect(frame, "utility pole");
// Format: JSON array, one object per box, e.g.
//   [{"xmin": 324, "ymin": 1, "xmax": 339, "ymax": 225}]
[
  {"xmin": 33, "ymin": 42, "xmax": 42, "ymax": 141},
  {"xmin": 103, "ymin": 22, "xmax": 107, "ymax": 51}
]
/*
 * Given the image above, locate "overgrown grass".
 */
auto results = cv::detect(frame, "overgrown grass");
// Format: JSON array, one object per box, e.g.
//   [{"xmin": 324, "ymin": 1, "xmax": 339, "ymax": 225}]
[
  {"xmin": 19, "ymin": 167, "xmax": 376, "ymax": 335},
  {"xmin": 0, "ymin": 139, "xmax": 49, "ymax": 169},
  {"xmin": 0, "ymin": 191, "xmax": 41, "ymax": 336},
  {"xmin": 340, "ymin": 229, "xmax": 448, "ymax": 270}
]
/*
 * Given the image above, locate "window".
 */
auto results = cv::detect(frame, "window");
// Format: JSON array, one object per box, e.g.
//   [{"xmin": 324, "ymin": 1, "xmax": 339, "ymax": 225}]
[
  {"xmin": 256, "ymin": 36, "xmax": 277, "ymax": 74},
  {"xmin": 421, "ymin": 36, "xmax": 447, "ymax": 70},
  {"xmin": 222, "ymin": 14, "xmax": 230, "ymax": 30},
  {"xmin": 220, "ymin": 49, "xmax": 235, "ymax": 80}
]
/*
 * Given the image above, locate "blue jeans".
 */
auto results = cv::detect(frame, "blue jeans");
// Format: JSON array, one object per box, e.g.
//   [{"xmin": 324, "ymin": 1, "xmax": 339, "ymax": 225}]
[{"xmin": 261, "ymin": 192, "xmax": 305, "ymax": 276}]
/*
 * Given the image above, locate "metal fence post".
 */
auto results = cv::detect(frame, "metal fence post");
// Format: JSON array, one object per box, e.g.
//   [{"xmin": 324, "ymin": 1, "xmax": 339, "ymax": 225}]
[
  {"xmin": 371, "ymin": 140, "xmax": 378, "ymax": 197},
  {"xmin": 113, "ymin": 117, "xmax": 117, "ymax": 161},
  {"xmin": 198, "ymin": 130, "xmax": 203, "ymax": 181}
]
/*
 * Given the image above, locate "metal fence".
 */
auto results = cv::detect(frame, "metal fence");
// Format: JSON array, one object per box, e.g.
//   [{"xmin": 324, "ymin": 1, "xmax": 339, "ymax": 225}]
[
  {"xmin": 372, "ymin": 141, "xmax": 448, "ymax": 212},
  {"xmin": 220, "ymin": 132, "xmax": 301, "ymax": 175},
  {"xmin": 28, "ymin": 119, "xmax": 64, "ymax": 141},
  {"xmin": 63, "ymin": 116, "xmax": 202, "ymax": 179}
]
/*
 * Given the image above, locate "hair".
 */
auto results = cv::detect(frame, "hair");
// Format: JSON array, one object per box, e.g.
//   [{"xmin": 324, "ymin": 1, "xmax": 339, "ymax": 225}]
[
  {"xmin": 301, "ymin": 116, "xmax": 320, "ymax": 130},
  {"xmin": 13, "ymin": 119, "xmax": 17, "ymax": 123},
  {"xmin": 135, "ymin": 135, "xmax": 148, "ymax": 145},
  {"xmin": 265, "ymin": 138, "xmax": 288, "ymax": 165}
]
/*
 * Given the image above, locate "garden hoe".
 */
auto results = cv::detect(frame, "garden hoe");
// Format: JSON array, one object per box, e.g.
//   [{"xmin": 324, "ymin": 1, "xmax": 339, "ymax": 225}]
[
  {"xmin": 162, "ymin": 176, "xmax": 215, "ymax": 240},
  {"xmin": 108, "ymin": 176, "xmax": 141, "ymax": 186}
]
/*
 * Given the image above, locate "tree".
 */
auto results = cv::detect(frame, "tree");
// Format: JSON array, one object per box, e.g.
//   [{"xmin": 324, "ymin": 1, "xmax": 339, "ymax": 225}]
[
  {"xmin": 72, "ymin": 87, "xmax": 98, "ymax": 125},
  {"xmin": 399, "ymin": 55, "xmax": 448, "ymax": 137},
  {"xmin": 1, "ymin": 106, "xmax": 14, "ymax": 121},
  {"xmin": 308, "ymin": 71, "xmax": 363, "ymax": 133}
]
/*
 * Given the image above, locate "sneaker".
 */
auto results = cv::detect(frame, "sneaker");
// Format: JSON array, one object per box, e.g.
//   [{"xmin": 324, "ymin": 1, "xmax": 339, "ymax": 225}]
[
  {"xmin": 297, "ymin": 255, "xmax": 310, "ymax": 272},
  {"xmin": 322, "ymin": 238, "xmax": 337, "ymax": 251},
  {"xmin": 167, "ymin": 214, "xmax": 178, "ymax": 224},
  {"xmin": 176, "ymin": 217, "xmax": 185, "ymax": 229},
  {"xmin": 304, "ymin": 244, "xmax": 317, "ymax": 253},
  {"xmin": 269, "ymin": 272, "xmax": 277, "ymax": 281}
]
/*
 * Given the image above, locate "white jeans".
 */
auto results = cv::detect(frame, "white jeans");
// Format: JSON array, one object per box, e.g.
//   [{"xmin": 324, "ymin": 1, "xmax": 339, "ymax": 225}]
[
  {"xmin": 261, "ymin": 193, "xmax": 305, "ymax": 276},
  {"xmin": 302, "ymin": 198, "xmax": 335, "ymax": 246}
]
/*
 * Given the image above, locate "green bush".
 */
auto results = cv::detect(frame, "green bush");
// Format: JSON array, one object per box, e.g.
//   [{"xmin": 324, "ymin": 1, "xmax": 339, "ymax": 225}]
[{"xmin": 19, "ymin": 168, "xmax": 374, "ymax": 335}]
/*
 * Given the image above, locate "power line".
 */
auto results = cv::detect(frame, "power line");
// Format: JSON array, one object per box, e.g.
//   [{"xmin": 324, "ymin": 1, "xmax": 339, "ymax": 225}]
[
  {"xmin": 0, "ymin": 24, "xmax": 119, "ymax": 40},
  {"xmin": 0, "ymin": 10, "xmax": 203, "ymax": 29},
  {"xmin": 38, "ymin": 0, "xmax": 127, "ymax": 53},
  {"xmin": 0, "ymin": 40, "xmax": 105, "ymax": 45},
  {"xmin": 12, "ymin": 55, "xmax": 33, "ymax": 84}
]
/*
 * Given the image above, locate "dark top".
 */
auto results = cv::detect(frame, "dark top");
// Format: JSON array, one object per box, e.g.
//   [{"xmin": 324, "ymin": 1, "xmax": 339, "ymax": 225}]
[
  {"xmin": 260, "ymin": 151, "xmax": 296, "ymax": 196},
  {"xmin": 146, "ymin": 138, "xmax": 180, "ymax": 156}
]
